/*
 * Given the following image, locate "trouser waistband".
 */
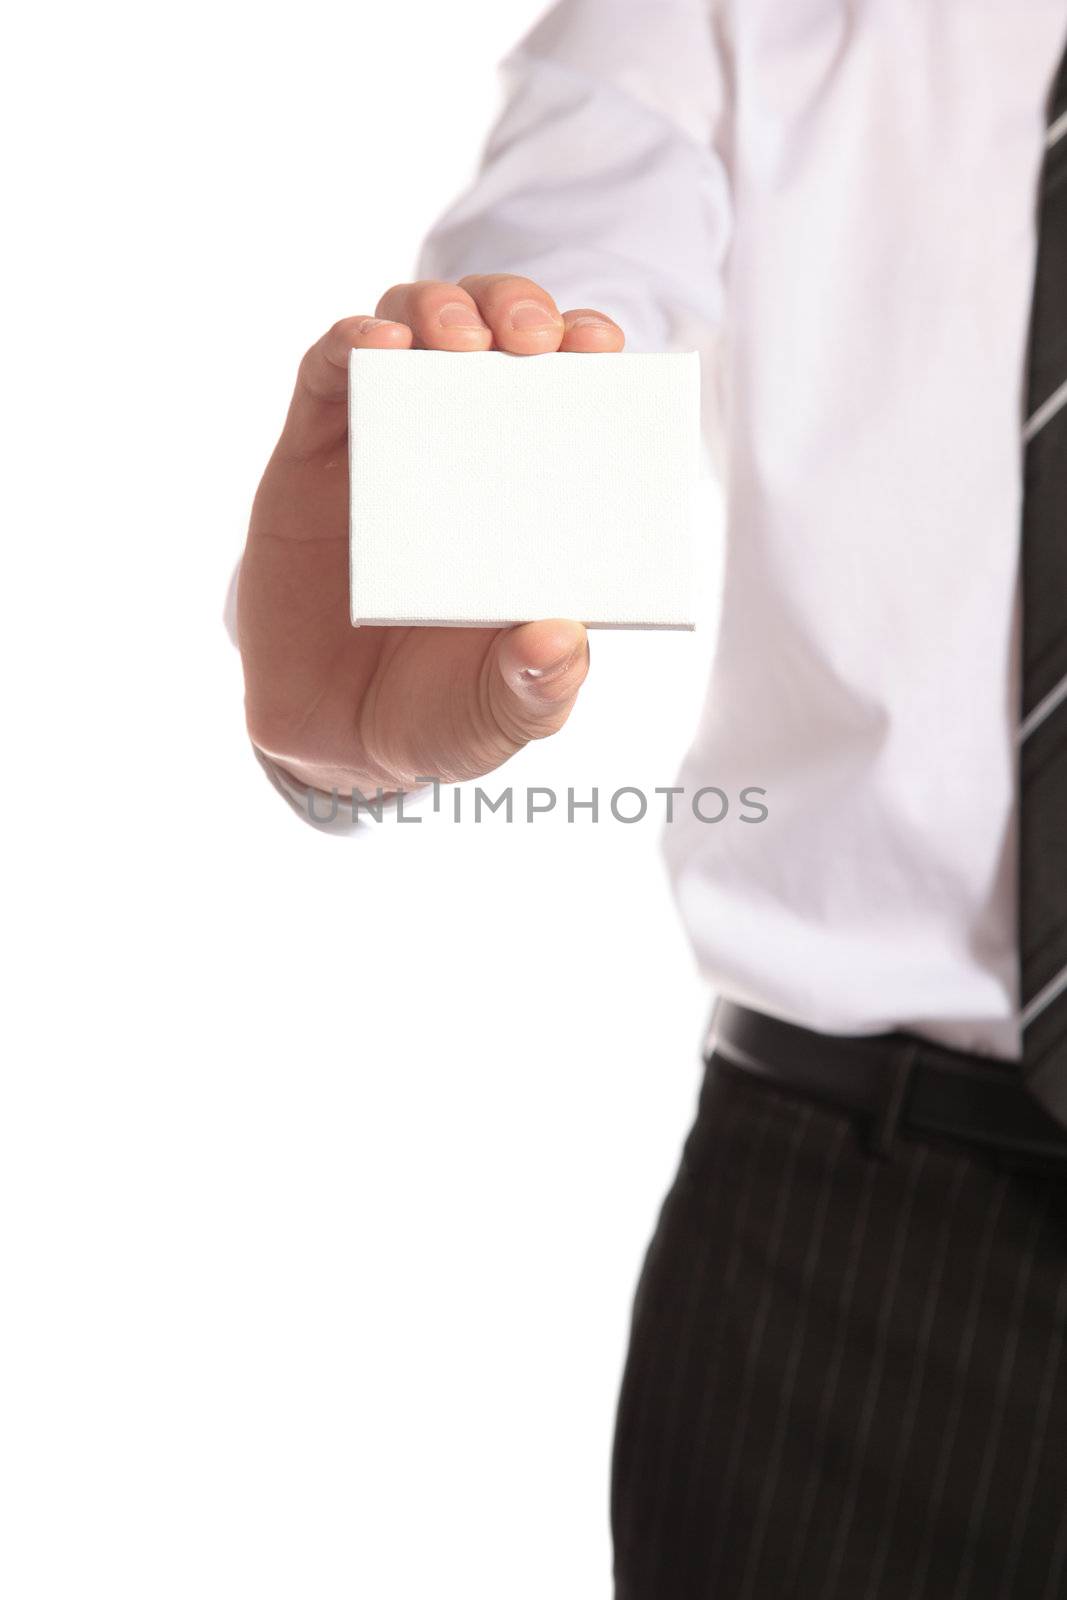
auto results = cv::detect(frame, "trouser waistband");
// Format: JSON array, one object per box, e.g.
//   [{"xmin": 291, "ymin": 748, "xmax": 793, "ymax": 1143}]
[{"xmin": 707, "ymin": 1000, "xmax": 1067, "ymax": 1172}]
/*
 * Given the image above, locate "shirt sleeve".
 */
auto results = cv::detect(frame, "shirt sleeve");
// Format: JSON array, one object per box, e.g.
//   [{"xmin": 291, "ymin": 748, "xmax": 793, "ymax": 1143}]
[{"xmin": 416, "ymin": 0, "xmax": 733, "ymax": 365}]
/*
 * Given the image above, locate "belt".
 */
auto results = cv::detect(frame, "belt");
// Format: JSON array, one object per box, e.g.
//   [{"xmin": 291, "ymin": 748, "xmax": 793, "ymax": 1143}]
[{"xmin": 707, "ymin": 1000, "xmax": 1067, "ymax": 1173}]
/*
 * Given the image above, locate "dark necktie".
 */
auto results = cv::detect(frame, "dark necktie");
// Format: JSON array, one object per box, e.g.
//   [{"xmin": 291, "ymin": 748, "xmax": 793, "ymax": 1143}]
[{"xmin": 1020, "ymin": 43, "xmax": 1067, "ymax": 1126}]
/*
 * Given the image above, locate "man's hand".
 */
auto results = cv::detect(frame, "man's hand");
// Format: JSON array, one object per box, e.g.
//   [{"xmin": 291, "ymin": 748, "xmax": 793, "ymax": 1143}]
[{"xmin": 237, "ymin": 275, "xmax": 624, "ymax": 796}]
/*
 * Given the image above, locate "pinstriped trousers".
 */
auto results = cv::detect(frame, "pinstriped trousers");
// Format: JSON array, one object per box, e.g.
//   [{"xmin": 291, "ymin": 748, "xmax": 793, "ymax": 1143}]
[{"xmin": 610, "ymin": 1054, "xmax": 1067, "ymax": 1599}]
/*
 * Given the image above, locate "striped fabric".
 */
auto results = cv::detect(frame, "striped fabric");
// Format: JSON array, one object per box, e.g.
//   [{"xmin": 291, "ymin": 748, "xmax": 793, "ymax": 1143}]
[
  {"xmin": 610, "ymin": 1060, "xmax": 1067, "ymax": 1599},
  {"xmin": 1020, "ymin": 45, "xmax": 1067, "ymax": 1124}
]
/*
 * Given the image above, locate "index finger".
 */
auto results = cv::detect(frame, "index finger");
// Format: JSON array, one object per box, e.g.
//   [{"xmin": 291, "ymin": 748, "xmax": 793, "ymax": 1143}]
[{"xmin": 277, "ymin": 314, "xmax": 412, "ymax": 462}]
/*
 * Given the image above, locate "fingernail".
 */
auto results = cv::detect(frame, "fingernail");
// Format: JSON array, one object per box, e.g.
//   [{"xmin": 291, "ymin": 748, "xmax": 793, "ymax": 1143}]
[
  {"xmin": 510, "ymin": 300, "xmax": 560, "ymax": 332},
  {"xmin": 521, "ymin": 643, "xmax": 584, "ymax": 688},
  {"xmin": 569, "ymin": 314, "xmax": 613, "ymax": 329},
  {"xmin": 438, "ymin": 302, "xmax": 483, "ymax": 328},
  {"xmin": 356, "ymin": 317, "xmax": 388, "ymax": 333}
]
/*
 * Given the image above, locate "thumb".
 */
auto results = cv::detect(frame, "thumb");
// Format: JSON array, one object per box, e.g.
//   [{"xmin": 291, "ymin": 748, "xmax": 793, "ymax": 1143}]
[{"xmin": 486, "ymin": 620, "xmax": 590, "ymax": 747}]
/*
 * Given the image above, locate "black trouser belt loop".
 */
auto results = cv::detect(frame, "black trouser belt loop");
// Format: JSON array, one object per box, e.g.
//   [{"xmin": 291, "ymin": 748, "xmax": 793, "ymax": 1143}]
[
  {"xmin": 708, "ymin": 1000, "xmax": 1067, "ymax": 1174},
  {"xmin": 869, "ymin": 1039, "xmax": 920, "ymax": 1159}
]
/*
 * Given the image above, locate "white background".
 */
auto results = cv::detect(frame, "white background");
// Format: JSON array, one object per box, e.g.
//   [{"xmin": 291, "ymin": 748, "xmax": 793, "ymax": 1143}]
[{"xmin": 4, "ymin": 3, "xmax": 723, "ymax": 1594}]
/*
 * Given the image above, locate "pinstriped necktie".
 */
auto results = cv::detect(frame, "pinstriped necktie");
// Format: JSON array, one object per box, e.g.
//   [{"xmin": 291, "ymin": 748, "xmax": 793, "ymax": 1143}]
[{"xmin": 1020, "ymin": 43, "xmax": 1067, "ymax": 1126}]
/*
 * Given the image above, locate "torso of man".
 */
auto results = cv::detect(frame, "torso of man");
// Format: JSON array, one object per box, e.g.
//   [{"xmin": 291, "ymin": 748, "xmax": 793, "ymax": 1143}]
[
  {"xmin": 663, "ymin": 2, "xmax": 1067, "ymax": 1058},
  {"xmin": 402, "ymin": 0, "xmax": 1067, "ymax": 1058}
]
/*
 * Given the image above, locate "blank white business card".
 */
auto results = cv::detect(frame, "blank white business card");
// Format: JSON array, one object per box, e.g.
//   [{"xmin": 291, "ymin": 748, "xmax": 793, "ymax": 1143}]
[{"xmin": 348, "ymin": 348, "xmax": 700, "ymax": 629}]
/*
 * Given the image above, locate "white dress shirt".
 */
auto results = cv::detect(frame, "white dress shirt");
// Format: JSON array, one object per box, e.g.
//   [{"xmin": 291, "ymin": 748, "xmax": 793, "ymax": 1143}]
[{"xmin": 248, "ymin": 0, "xmax": 1067, "ymax": 1061}]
